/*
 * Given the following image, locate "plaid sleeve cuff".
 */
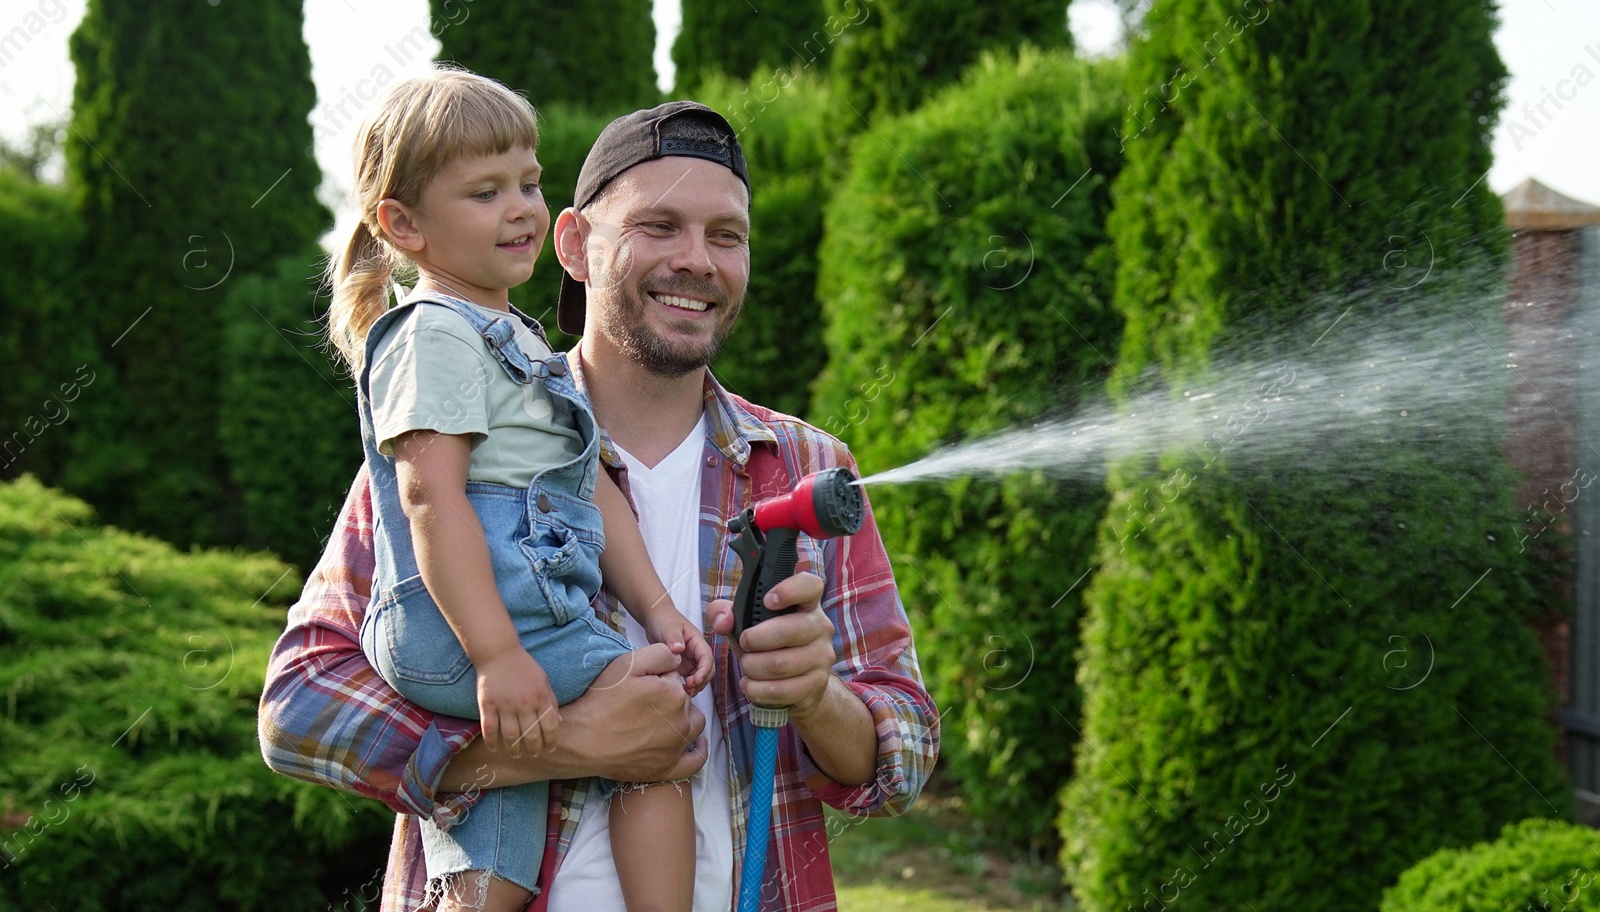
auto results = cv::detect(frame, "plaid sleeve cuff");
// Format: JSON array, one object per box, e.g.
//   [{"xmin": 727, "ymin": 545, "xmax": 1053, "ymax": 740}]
[
  {"xmin": 399, "ymin": 717, "xmax": 481, "ymax": 826},
  {"xmin": 799, "ymin": 678, "xmax": 935, "ymax": 817}
]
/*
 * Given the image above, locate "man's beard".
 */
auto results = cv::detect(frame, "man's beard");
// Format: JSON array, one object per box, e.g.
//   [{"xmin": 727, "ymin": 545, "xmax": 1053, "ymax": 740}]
[{"xmin": 600, "ymin": 275, "xmax": 743, "ymax": 378}]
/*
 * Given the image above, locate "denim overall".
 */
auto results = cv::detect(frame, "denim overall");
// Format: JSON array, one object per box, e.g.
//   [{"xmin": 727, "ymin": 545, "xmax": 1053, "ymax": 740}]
[{"xmin": 356, "ymin": 293, "xmax": 632, "ymax": 895}]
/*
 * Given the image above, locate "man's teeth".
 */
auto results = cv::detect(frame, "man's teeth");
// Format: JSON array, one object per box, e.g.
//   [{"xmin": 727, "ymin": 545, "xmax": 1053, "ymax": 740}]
[{"xmin": 656, "ymin": 293, "xmax": 709, "ymax": 312}]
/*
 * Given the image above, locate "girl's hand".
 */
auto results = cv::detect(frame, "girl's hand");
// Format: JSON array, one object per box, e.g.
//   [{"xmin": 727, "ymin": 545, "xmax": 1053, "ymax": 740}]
[
  {"xmin": 476, "ymin": 649, "xmax": 560, "ymax": 757},
  {"xmin": 645, "ymin": 614, "xmax": 714, "ymax": 696}
]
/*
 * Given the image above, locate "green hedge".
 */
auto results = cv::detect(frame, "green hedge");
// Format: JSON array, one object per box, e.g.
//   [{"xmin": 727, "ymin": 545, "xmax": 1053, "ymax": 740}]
[
  {"xmin": 1059, "ymin": 1, "xmax": 1566, "ymax": 909},
  {"xmin": 0, "ymin": 476, "xmax": 390, "ymax": 910},
  {"xmin": 1381, "ymin": 818, "xmax": 1600, "ymax": 912},
  {"xmin": 812, "ymin": 48, "xmax": 1125, "ymax": 849},
  {"xmin": 0, "ymin": 167, "xmax": 91, "ymax": 484},
  {"xmin": 219, "ymin": 250, "xmax": 362, "ymax": 571}
]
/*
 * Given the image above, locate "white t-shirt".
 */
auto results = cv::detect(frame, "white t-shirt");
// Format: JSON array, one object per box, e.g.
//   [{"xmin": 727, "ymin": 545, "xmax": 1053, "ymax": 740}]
[{"xmin": 545, "ymin": 416, "xmax": 735, "ymax": 912}]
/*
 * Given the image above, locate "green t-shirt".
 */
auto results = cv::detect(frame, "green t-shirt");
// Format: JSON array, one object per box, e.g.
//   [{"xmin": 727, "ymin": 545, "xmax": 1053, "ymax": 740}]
[{"xmin": 368, "ymin": 300, "xmax": 582, "ymax": 487}]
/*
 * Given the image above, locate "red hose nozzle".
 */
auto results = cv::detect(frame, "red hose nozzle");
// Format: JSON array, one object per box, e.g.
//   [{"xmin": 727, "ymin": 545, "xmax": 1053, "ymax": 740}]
[
  {"xmin": 751, "ymin": 467, "xmax": 864, "ymax": 538},
  {"xmin": 726, "ymin": 467, "xmax": 864, "ymax": 641}
]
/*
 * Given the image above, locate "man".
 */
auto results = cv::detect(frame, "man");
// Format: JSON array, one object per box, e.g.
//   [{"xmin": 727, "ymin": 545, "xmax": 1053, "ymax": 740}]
[{"xmin": 259, "ymin": 102, "xmax": 938, "ymax": 912}]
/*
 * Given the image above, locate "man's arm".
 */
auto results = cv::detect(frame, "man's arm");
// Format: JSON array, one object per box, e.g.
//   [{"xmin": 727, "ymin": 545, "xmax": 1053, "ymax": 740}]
[
  {"xmin": 707, "ymin": 456, "xmax": 940, "ymax": 816},
  {"xmin": 711, "ymin": 573, "xmax": 876, "ymax": 786},
  {"xmin": 441, "ymin": 643, "xmax": 707, "ymax": 791},
  {"xmin": 258, "ymin": 467, "xmax": 479, "ymax": 821},
  {"xmin": 258, "ymin": 467, "xmax": 707, "ymax": 820}
]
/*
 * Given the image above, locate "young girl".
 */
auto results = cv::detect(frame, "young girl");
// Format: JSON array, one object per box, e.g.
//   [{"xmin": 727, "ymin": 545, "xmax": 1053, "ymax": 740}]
[{"xmin": 325, "ymin": 66, "xmax": 709, "ymax": 912}]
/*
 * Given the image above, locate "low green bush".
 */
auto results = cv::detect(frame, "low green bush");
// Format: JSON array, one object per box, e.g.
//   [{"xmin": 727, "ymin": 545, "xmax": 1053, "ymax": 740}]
[
  {"xmin": 0, "ymin": 476, "xmax": 390, "ymax": 911},
  {"xmin": 1382, "ymin": 818, "xmax": 1600, "ymax": 912}
]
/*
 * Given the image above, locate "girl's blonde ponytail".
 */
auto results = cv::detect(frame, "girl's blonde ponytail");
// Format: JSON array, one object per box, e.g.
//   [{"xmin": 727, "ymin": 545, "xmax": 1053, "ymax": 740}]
[{"xmin": 326, "ymin": 219, "xmax": 395, "ymax": 372}]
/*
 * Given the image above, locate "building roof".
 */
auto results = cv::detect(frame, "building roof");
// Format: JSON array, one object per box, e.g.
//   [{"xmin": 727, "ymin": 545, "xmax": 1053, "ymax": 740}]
[{"xmin": 1502, "ymin": 178, "xmax": 1600, "ymax": 230}]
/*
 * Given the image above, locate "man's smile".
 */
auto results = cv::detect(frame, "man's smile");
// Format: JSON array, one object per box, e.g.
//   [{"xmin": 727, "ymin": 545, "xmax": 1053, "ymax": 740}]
[{"xmin": 651, "ymin": 292, "xmax": 711, "ymax": 313}]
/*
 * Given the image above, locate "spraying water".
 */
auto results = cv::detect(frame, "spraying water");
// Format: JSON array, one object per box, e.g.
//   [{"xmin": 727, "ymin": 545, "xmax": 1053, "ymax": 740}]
[{"xmin": 855, "ymin": 272, "xmax": 1582, "ymax": 489}]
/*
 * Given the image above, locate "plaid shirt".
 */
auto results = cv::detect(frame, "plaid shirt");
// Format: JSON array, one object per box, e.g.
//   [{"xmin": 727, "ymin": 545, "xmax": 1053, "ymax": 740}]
[{"xmin": 258, "ymin": 366, "xmax": 939, "ymax": 911}]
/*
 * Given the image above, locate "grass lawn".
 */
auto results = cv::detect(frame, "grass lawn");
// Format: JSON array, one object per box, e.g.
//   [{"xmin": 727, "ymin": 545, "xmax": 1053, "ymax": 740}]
[{"xmin": 826, "ymin": 786, "xmax": 1075, "ymax": 911}]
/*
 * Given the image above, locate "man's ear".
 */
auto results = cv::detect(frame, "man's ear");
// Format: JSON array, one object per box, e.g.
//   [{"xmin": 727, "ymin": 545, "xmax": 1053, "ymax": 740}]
[
  {"xmin": 377, "ymin": 199, "xmax": 425, "ymax": 254},
  {"xmin": 554, "ymin": 207, "xmax": 590, "ymax": 282}
]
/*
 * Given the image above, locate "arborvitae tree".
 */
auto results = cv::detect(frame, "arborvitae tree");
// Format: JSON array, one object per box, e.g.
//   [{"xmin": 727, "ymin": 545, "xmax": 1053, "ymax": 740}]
[
  {"xmin": 813, "ymin": 49, "xmax": 1125, "ymax": 848},
  {"xmin": 671, "ymin": 0, "xmax": 826, "ymax": 94},
  {"xmin": 1060, "ymin": 2, "xmax": 1565, "ymax": 910},
  {"xmin": 433, "ymin": 1, "xmax": 659, "ymax": 112},
  {"xmin": 0, "ymin": 476, "xmax": 390, "ymax": 909},
  {"xmin": 0, "ymin": 166, "xmax": 92, "ymax": 484},
  {"xmin": 827, "ymin": 0, "xmax": 1071, "ymax": 117},
  {"xmin": 66, "ymin": 0, "xmax": 329, "ymax": 547}
]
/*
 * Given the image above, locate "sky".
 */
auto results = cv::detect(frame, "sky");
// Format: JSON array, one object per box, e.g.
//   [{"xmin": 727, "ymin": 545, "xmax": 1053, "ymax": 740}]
[{"xmin": 0, "ymin": 0, "xmax": 1595, "ymax": 216}]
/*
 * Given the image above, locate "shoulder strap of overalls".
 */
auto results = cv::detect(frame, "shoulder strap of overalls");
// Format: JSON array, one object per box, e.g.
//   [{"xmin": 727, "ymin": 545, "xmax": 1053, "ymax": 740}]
[
  {"xmin": 508, "ymin": 303, "xmax": 552, "ymax": 350},
  {"xmin": 402, "ymin": 293, "xmax": 558, "ymax": 384}
]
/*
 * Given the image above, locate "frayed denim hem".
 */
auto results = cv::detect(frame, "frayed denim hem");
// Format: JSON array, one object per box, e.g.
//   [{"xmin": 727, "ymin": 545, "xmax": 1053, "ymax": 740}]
[{"xmin": 422, "ymin": 868, "xmax": 537, "ymax": 911}]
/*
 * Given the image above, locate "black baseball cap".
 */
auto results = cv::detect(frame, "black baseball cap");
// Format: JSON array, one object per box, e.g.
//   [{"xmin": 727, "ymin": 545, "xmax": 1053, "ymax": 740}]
[{"xmin": 556, "ymin": 101, "xmax": 750, "ymax": 336}]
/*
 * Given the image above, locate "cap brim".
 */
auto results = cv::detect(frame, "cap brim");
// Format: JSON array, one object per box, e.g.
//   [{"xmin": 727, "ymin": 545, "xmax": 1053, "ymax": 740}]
[{"xmin": 557, "ymin": 271, "xmax": 585, "ymax": 336}]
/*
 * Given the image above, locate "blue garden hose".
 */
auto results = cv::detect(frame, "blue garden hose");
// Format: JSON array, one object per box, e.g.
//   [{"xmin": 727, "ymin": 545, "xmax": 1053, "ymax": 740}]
[
  {"xmin": 726, "ymin": 469, "xmax": 864, "ymax": 912},
  {"xmin": 737, "ymin": 707, "xmax": 786, "ymax": 912}
]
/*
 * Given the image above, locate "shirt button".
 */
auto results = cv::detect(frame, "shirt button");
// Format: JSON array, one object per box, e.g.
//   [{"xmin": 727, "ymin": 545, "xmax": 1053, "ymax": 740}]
[
  {"xmin": 611, "ymin": 611, "xmax": 624, "ymax": 625},
  {"xmin": 559, "ymin": 807, "xmax": 570, "ymax": 821},
  {"xmin": 547, "ymin": 361, "xmax": 568, "ymax": 377},
  {"xmin": 537, "ymin": 493, "xmax": 553, "ymax": 513},
  {"xmin": 705, "ymin": 455, "xmax": 717, "ymax": 467}
]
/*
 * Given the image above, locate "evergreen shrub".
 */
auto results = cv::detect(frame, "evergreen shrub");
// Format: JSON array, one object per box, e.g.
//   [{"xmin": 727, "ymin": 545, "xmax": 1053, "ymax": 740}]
[
  {"xmin": 812, "ymin": 48, "xmax": 1126, "ymax": 849},
  {"xmin": 433, "ymin": 0, "xmax": 659, "ymax": 112},
  {"xmin": 66, "ymin": 0, "xmax": 329, "ymax": 548},
  {"xmin": 1381, "ymin": 818, "xmax": 1600, "ymax": 912},
  {"xmin": 1059, "ymin": 1, "xmax": 1566, "ymax": 909},
  {"xmin": 0, "ymin": 477, "xmax": 391, "ymax": 911},
  {"xmin": 0, "ymin": 168, "xmax": 90, "ymax": 483},
  {"xmin": 827, "ymin": 0, "xmax": 1071, "ymax": 117},
  {"xmin": 219, "ymin": 250, "xmax": 361, "ymax": 571},
  {"xmin": 671, "ymin": 0, "xmax": 827, "ymax": 94}
]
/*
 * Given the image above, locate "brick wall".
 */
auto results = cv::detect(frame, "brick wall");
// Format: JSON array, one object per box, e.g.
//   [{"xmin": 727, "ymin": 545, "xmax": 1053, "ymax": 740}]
[{"xmin": 1503, "ymin": 227, "xmax": 1583, "ymax": 762}]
